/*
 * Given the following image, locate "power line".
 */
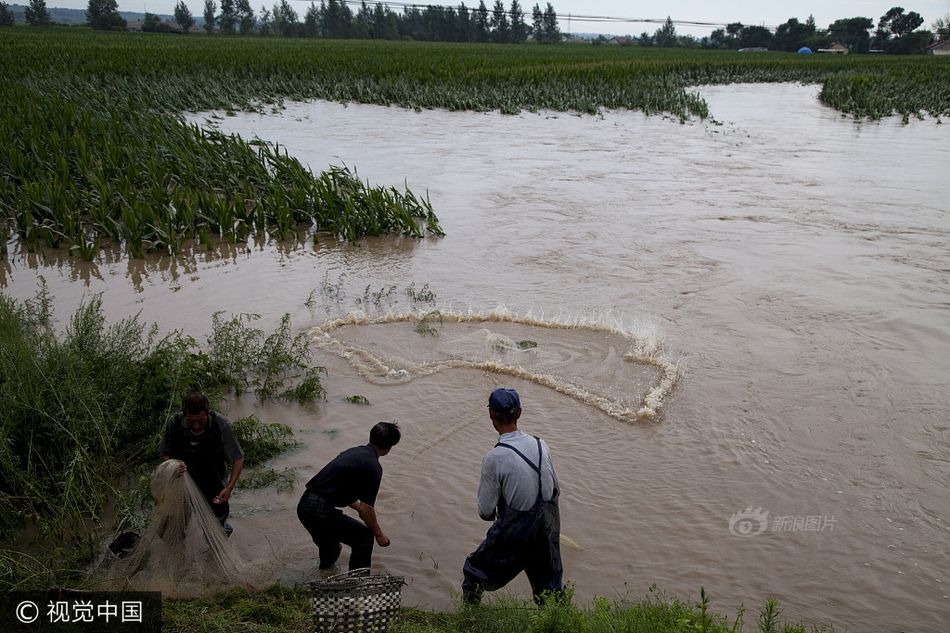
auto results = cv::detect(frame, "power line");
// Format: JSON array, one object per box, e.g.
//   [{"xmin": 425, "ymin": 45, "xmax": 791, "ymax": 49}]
[{"xmin": 290, "ymin": 0, "xmax": 776, "ymax": 31}]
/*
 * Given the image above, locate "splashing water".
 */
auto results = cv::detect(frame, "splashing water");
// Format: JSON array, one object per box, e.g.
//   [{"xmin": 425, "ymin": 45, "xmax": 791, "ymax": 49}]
[{"xmin": 308, "ymin": 308, "xmax": 679, "ymax": 421}]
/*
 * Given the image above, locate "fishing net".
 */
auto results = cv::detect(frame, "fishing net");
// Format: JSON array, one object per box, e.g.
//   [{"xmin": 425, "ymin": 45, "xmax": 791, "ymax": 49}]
[
  {"xmin": 309, "ymin": 309, "xmax": 678, "ymax": 421},
  {"xmin": 94, "ymin": 460, "xmax": 266, "ymax": 598}
]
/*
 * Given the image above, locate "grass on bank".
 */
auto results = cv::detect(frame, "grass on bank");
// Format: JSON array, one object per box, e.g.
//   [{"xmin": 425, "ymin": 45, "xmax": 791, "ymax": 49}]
[
  {"xmin": 162, "ymin": 585, "xmax": 829, "ymax": 633},
  {"xmin": 0, "ymin": 283, "xmax": 318, "ymax": 588}
]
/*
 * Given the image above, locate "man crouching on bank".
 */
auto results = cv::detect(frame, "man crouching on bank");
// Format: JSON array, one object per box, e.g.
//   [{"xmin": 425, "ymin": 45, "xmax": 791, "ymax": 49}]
[{"xmin": 297, "ymin": 421, "xmax": 401, "ymax": 572}]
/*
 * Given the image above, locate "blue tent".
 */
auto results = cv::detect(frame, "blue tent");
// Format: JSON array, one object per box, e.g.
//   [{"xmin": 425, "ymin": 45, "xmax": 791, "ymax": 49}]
[{"xmin": 797, "ymin": 47, "xmax": 813, "ymax": 54}]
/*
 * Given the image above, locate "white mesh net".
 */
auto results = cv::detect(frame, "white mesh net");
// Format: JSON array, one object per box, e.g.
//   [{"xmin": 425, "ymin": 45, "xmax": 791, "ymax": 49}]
[{"xmin": 95, "ymin": 460, "xmax": 269, "ymax": 597}]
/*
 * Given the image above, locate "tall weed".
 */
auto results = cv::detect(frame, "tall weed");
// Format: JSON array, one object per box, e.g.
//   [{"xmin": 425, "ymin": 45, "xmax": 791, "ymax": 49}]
[{"xmin": 0, "ymin": 286, "xmax": 323, "ymax": 554}]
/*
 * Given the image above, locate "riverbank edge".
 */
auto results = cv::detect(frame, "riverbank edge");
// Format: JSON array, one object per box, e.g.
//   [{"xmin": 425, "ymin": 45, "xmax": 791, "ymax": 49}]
[{"xmin": 162, "ymin": 584, "xmax": 833, "ymax": 633}]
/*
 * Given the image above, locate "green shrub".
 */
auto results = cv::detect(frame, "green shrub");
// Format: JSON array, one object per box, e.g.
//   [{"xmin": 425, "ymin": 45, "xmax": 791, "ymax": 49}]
[
  {"xmin": 0, "ymin": 284, "xmax": 320, "ymax": 550},
  {"xmin": 231, "ymin": 416, "xmax": 300, "ymax": 467}
]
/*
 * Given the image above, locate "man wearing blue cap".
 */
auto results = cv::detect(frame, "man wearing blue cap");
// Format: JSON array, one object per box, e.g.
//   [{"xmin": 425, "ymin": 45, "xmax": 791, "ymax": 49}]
[{"xmin": 461, "ymin": 387, "xmax": 564, "ymax": 605}]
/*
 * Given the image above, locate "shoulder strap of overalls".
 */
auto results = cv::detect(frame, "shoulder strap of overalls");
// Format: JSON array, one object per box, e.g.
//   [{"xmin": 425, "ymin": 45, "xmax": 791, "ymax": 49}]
[{"xmin": 495, "ymin": 437, "xmax": 544, "ymax": 501}]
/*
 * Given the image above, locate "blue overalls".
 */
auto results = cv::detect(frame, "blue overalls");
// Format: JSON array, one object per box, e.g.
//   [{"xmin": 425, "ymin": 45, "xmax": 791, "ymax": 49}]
[{"xmin": 462, "ymin": 436, "xmax": 564, "ymax": 605}]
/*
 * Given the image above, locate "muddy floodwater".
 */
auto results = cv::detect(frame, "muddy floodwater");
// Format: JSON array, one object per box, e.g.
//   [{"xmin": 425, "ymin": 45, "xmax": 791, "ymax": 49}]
[{"xmin": 4, "ymin": 84, "xmax": 949, "ymax": 631}]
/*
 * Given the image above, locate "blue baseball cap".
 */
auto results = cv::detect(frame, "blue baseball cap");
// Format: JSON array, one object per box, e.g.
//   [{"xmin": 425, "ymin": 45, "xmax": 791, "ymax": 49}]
[{"xmin": 488, "ymin": 388, "xmax": 521, "ymax": 414}]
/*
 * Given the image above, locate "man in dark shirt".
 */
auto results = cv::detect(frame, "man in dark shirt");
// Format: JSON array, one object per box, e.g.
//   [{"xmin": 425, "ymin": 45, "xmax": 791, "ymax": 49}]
[
  {"xmin": 297, "ymin": 421, "xmax": 401, "ymax": 571},
  {"xmin": 159, "ymin": 391, "xmax": 244, "ymax": 536}
]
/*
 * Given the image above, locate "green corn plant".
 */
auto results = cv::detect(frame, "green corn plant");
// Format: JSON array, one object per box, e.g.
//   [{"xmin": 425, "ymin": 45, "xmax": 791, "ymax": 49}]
[{"xmin": 2, "ymin": 30, "xmax": 947, "ymax": 265}]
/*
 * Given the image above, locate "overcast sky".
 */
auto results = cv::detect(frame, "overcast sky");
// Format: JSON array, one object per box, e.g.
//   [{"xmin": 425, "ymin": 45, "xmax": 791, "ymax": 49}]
[
  {"xmin": 551, "ymin": 1, "xmax": 950, "ymax": 35},
  {"xmin": 42, "ymin": 0, "xmax": 950, "ymax": 35}
]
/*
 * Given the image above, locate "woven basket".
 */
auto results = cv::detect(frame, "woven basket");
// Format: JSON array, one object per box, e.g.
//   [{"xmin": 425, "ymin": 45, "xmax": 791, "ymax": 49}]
[{"xmin": 309, "ymin": 569, "xmax": 405, "ymax": 633}]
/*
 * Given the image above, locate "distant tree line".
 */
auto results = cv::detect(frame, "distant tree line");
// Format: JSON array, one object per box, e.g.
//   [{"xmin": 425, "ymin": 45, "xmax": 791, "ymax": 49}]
[
  {"xmin": 621, "ymin": 7, "xmax": 940, "ymax": 54},
  {"xmin": 86, "ymin": 0, "xmax": 125, "ymax": 29},
  {"xmin": 172, "ymin": 0, "xmax": 560, "ymax": 42},
  {"xmin": 2, "ymin": 0, "xmax": 54, "ymax": 25},
  {"xmin": 0, "ymin": 1, "xmax": 16, "ymax": 25},
  {"xmin": 5, "ymin": 0, "xmax": 942, "ymax": 54}
]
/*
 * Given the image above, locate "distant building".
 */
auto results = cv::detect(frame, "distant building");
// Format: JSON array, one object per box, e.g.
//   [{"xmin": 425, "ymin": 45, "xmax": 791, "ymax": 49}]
[
  {"xmin": 559, "ymin": 33, "xmax": 589, "ymax": 44},
  {"xmin": 818, "ymin": 43, "xmax": 849, "ymax": 54},
  {"xmin": 928, "ymin": 41, "xmax": 950, "ymax": 56},
  {"xmin": 737, "ymin": 47, "xmax": 768, "ymax": 53}
]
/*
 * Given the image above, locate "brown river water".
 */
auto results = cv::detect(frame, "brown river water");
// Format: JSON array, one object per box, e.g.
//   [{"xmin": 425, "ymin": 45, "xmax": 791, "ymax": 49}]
[{"xmin": 4, "ymin": 84, "xmax": 949, "ymax": 631}]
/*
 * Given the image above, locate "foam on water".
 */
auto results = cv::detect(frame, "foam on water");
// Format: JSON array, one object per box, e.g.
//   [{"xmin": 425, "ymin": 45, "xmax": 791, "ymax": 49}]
[{"xmin": 308, "ymin": 307, "xmax": 679, "ymax": 421}]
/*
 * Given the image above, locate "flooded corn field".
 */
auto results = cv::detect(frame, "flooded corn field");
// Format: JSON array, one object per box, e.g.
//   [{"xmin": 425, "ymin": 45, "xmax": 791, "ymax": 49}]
[{"xmin": 3, "ymin": 83, "xmax": 949, "ymax": 631}]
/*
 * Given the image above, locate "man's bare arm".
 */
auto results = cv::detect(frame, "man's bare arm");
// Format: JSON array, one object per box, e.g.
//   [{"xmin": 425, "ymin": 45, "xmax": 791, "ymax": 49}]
[
  {"xmin": 349, "ymin": 501, "xmax": 390, "ymax": 547},
  {"xmin": 213, "ymin": 456, "xmax": 244, "ymax": 504}
]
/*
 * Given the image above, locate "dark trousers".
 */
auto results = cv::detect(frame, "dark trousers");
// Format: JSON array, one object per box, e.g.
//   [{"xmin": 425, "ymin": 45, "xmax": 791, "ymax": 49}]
[
  {"xmin": 297, "ymin": 492, "xmax": 374, "ymax": 571},
  {"xmin": 193, "ymin": 477, "xmax": 230, "ymax": 526},
  {"xmin": 461, "ymin": 505, "xmax": 563, "ymax": 605},
  {"xmin": 191, "ymin": 474, "xmax": 230, "ymax": 529}
]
